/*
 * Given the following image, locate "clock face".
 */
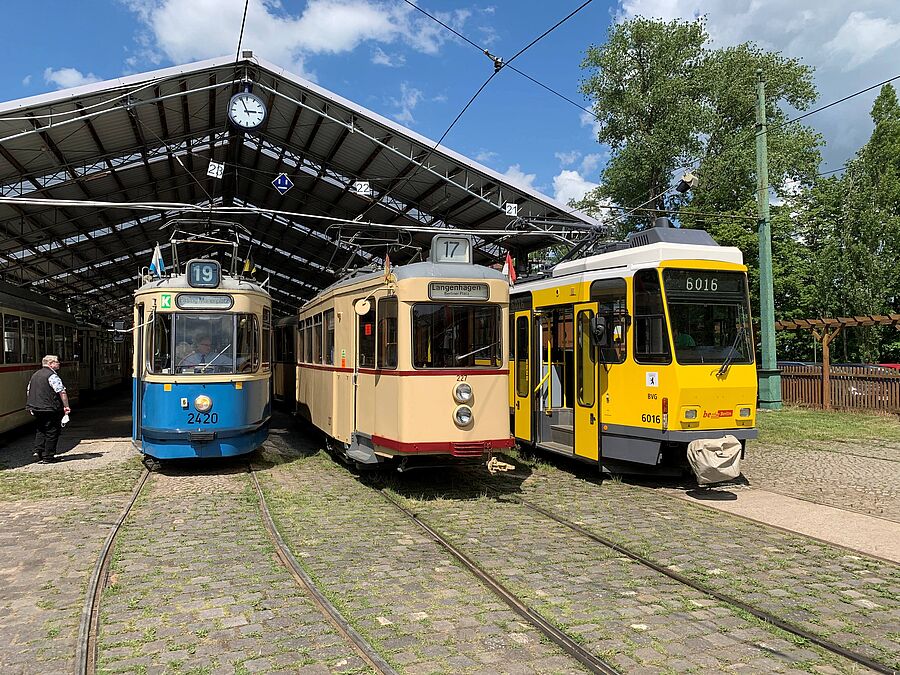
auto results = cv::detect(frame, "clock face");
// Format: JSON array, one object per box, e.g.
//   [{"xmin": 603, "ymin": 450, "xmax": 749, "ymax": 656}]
[{"xmin": 228, "ymin": 93, "xmax": 266, "ymax": 129}]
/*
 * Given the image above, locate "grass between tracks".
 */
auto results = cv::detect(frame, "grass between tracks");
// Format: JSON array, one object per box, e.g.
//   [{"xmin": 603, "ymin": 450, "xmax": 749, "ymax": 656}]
[
  {"xmin": 756, "ymin": 406, "xmax": 900, "ymax": 444},
  {"xmin": 0, "ymin": 458, "xmax": 144, "ymax": 500}
]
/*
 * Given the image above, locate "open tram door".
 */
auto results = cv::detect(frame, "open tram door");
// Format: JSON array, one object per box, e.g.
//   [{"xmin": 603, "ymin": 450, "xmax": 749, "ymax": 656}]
[
  {"xmin": 574, "ymin": 303, "xmax": 599, "ymax": 461},
  {"xmin": 512, "ymin": 309, "xmax": 532, "ymax": 442}
]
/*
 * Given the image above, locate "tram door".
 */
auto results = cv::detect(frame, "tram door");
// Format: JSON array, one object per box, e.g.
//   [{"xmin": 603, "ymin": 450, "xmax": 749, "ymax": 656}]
[
  {"xmin": 574, "ymin": 303, "xmax": 599, "ymax": 461},
  {"xmin": 513, "ymin": 311, "xmax": 532, "ymax": 442}
]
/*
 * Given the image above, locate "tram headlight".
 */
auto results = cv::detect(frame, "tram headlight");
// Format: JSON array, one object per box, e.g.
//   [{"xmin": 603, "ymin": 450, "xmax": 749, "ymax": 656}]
[
  {"xmin": 454, "ymin": 405, "xmax": 473, "ymax": 427},
  {"xmin": 453, "ymin": 382, "xmax": 473, "ymax": 404},
  {"xmin": 739, "ymin": 407, "xmax": 752, "ymax": 418},
  {"xmin": 194, "ymin": 395, "xmax": 213, "ymax": 413},
  {"xmin": 683, "ymin": 408, "xmax": 698, "ymax": 420}
]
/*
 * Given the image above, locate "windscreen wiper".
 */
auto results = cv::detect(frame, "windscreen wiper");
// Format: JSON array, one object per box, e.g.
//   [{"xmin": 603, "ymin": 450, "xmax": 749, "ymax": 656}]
[{"xmin": 717, "ymin": 326, "xmax": 746, "ymax": 377}]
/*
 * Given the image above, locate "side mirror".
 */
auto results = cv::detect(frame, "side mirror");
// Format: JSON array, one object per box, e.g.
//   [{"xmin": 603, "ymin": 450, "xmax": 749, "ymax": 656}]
[{"xmin": 590, "ymin": 315, "xmax": 608, "ymax": 346}]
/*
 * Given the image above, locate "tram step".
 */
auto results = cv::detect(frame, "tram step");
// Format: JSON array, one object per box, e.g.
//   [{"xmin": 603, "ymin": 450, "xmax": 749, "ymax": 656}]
[
  {"xmin": 540, "ymin": 440, "xmax": 574, "ymax": 455},
  {"xmin": 550, "ymin": 423, "xmax": 573, "ymax": 446}
]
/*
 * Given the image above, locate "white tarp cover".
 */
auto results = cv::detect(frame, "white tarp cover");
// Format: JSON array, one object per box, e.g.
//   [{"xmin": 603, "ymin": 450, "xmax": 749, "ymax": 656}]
[{"xmin": 687, "ymin": 435, "xmax": 742, "ymax": 485}]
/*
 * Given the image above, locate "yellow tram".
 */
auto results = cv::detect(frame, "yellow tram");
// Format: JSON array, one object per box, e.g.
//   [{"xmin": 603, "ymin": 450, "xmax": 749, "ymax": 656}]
[
  {"xmin": 510, "ymin": 219, "xmax": 757, "ymax": 474},
  {"xmin": 296, "ymin": 234, "xmax": 512, "ymax": 470}
]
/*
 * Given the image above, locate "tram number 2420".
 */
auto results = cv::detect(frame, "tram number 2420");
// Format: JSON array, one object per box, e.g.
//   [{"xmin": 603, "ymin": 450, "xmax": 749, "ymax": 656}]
[{"xmin": 187, "ymin": 412, "xmax": 219, "ymax": 424}]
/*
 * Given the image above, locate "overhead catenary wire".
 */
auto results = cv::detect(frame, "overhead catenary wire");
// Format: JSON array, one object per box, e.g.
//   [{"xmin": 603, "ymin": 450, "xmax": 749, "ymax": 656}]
[{"xmin": 355, "ymin": 0, "xmax": 595, "ymax": 225}]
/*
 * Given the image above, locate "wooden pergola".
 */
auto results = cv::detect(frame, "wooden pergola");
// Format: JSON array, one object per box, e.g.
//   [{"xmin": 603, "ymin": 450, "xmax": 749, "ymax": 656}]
[{"xmin": 775, "ymin": 314, "xmax": 900, "ymax": 408}]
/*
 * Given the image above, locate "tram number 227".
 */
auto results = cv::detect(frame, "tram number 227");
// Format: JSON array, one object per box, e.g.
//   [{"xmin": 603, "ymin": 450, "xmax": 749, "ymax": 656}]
[{"xmin": 187, "ymin": 412, "xmax": 219, "ymax": 424}]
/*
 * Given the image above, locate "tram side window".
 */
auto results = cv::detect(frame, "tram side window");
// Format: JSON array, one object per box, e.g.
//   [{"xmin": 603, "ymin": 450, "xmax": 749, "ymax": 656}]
[
  {"xmin": 324, "ymin": 309, "xmax": 335, "ymax": 365},
  {"xmin": 149, "ymin": 313, "xmax": 172, "ymax": 373},
  {"xmin": 300, "ymin": 321, "xmax": 306, "ymax": 363},
  {"xmin": 304, "ymin": 318, "xmax": 313, "ymax": 363},
  {"xmin": 236, "ymin": 314, "xmax": 259, "ymax": 372},
  {"xmin": 262, "ymin": 308, "xmax": 271, "ymax": 372},
  {"xmin": 313, "ymin": 314, "xmax": 323, "ymax": 364},
  {"xmin": 53, "ymin": 324, "xmax": 64, "ymax": 361},
  {"xmin": 36, "ymin": 321, "xmax": 45, "ymax": 358},
  {"xmin": 377, "ymin": 298, "xmax": 397, "ymax": 369},
  {"xmin": 515, "ymin": 316, "xmax": 529, "ymax": 397},
  {"xmin": 3, "ymin": 315, "xmax": 20, "ymax": 363},
  {"xmin": 592, "ymin": 278, "xmax": 628, "ymax": 364},
  {"xmin": 64, "ymin": 326, "xmax": 74, "ymax": 362},
  {"xmin": 21, "ymin": 318, "xmax": 36, "ymax": 363},
  {"xmin": 357, "ymin": 305, "xmax": 376, "ymax": 368},
  {"xmin": 633, "ymin": 269, "xmax": 671, "ymax": 364}
]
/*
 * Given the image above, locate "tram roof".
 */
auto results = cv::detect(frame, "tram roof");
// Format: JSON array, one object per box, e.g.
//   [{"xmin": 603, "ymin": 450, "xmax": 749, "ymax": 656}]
[{"xmin": 0, "ymin": 55, "xmax": 601, "ymax": 321}]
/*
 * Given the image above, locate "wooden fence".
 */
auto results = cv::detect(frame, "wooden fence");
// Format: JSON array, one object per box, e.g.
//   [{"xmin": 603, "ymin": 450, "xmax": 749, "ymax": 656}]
[{"xmin": 780, "ymin": 365, "xmax": 900, "ymax": 413}]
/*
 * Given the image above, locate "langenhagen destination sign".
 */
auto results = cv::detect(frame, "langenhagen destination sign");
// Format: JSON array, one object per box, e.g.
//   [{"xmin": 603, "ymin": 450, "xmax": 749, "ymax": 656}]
[{"xmin": 428, "ymin": 282, "xmax": 490, "ymax": 301}]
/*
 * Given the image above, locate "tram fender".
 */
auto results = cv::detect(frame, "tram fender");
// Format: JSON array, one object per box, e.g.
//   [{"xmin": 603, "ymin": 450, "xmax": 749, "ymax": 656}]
[{"xmin": 347, "ymin": 432, "xmax": 379, "ymax": 464}]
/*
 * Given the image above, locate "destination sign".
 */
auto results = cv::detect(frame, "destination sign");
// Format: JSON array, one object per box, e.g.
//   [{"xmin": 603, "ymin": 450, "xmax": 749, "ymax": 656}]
[
  {"xmin": 663, "ymin": 270, "xmax": 746, "ymax": 298},
  {"xmin": 428, "ymin": 282, "xmax": 489, "ymax": 301},
  {"xmin": 175, "ymin": 294, "xmax": 234, "ymax": 310}
]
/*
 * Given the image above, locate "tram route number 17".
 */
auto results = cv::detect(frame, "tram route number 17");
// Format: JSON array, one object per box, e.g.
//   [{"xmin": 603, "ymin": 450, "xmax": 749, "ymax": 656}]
[{"xmin": 187, "ymin": 412, "xmax": 219, "ymax": 424}]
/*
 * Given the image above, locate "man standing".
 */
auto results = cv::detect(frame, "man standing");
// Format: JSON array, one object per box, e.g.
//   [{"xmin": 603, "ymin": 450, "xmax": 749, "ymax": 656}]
[{"xmin": 26, "ymin": 355, "xmax": 71, "ymax": 464}]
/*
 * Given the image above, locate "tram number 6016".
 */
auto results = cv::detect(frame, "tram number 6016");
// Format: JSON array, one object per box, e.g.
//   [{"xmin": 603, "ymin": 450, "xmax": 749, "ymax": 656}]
[
  {"xmin": 187, "ymin": 412, "xmax": 218, "ymax": 424},
  {"xmin": 641, "ymin": 413, "xmax": 662, "ymax": 425},
  {"xmin": 685, "ymin": 277, "xmax": 718, "ymax": 292}
]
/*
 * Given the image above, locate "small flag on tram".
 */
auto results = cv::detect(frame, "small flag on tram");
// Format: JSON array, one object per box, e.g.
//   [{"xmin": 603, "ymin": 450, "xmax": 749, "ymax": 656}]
[
  {"xmin": 149, "ymin": 242, "xmax": 166, "ymax": 278},
  {"xmin": 242, "ymin": 257, "xmax": 257, "ymax": 275},
  {"xmin": 502, "ymin": 251, "xmax": 517, "ymax": 285},
  {"xmin": 384, "ymin": 254, "xmax": 391, "ymax": 279}
]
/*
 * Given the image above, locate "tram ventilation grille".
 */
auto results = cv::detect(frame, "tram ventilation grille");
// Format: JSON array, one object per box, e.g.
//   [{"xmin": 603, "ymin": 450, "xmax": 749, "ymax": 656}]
[
  {"xmin": 452, "ymin": 442, "xmax": 489, "ymax": 458},
  {"xmin": 189, "ymin": 431, "xmax": 217, "ymax": 442}
]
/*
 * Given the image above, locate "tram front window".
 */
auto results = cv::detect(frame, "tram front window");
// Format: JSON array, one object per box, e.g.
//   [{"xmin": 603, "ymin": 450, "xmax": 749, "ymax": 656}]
[
  {"xmin": 144, "ymin": 313, "xmax": 260, "ymax": 375},
  {"xmin": 663, "ymin": 270, "xmax": 754, "ymax": 365},
  {"xmin": 413, "ymin": 304, "xmax": 502, "ymax": 368}
]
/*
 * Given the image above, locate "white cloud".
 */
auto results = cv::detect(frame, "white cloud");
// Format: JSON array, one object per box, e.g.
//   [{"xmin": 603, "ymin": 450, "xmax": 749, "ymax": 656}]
[
  {"xmin": 22, "ymin": 75, "xmax": 32, "ymax": 86},
  {"xmin": 580, "ymin": 110, "xmax": 601, "ymax": 140},
  {"xmin": 124, "ymin": 0, "xmax": 468, "ymax": 79},
  {"xmin": 825, "ymin": 12, "xmax": 900, "ymax": 70},
  {"xmin": 43, "ymin": 67, "xmax": 102, "ymax": 89},
  {"xmin": 372, "ymin": 47, "xmax": 405, "ymax": 67},
  {"xmin": 475, "ymin": 149, "xmax": 498, "ymax": 163},
  {"xmin": 553, "ymin": 169, "xmax": 599, "ymax": 205},
  {"xmin": 503, "ymin": 164, "xmax": 537, "ymax": 191},
  {"xmin": 555, "ymin": 150, "xmax": 580, "ymax": 166},
  {"xmin": 390, "ymin": 82, "xmax": 423, "ymax": 125},
  {"xmin": 580, "ymin": 153, "xmax": 604, "ymax": 175}
]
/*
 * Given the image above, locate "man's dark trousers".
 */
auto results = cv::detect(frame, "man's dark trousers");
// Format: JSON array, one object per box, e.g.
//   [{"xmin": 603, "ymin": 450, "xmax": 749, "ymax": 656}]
[{"xmin": 33, "ymin": 411, "xmax": 63, "ymax": 460}]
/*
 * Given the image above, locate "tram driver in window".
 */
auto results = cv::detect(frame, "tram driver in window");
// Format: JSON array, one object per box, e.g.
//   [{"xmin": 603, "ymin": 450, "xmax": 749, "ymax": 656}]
[{"xmin": 179, "ymin": 334, "xmax": 232, "ymax": 370}]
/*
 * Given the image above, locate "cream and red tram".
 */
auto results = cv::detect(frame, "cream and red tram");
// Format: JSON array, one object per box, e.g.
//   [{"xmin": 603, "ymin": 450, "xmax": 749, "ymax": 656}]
[
  {"xmin": 1, "ymin": 280, "xmax": 79, "ymax": 433},
  {"xmin": 510, "ymin": 220, "xmax": 758, "ymax": 476},
  {"xmin": 296, "ymin": 235, "xmax": 512, "ymax": 469}
]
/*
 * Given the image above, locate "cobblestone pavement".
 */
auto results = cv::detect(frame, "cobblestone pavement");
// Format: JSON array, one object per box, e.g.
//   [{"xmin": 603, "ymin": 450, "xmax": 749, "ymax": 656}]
[
  {"xmin": 485, "ymin": 454, "xmax": 900, "ymax": 672},
  {"xmin": 391, "ymin": 471, "xmax": 869, "ymax": 674},
  {"xmin": 258, "ymin": 428, "xmax": 590, "ymax": 675},
  {"xmin": 742, "ymin": 441, "xmax": 900, "ymax": 521},
  {"xmin": 98, "ymin": 463, "xmax": 373, "ymax": 674}
]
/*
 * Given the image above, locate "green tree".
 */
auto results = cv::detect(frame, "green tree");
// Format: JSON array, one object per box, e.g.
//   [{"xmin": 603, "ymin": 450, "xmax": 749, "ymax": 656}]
[{"xmin": 576, "ymin": 16, "xmax": 822, "ymax": 235}]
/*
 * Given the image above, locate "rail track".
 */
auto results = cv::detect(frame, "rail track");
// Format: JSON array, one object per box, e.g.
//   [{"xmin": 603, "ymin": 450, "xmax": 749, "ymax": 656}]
[
  {"xmin": 75, "ymin": 463, "xmax": 397, "ymax": 675},
  {"xmin": 374, "ymin": 487, "xmax": 620, "ymax": 675},
  {"xmin": 467, "ymin": 472, "xmax": 897, "ymax": 675}
]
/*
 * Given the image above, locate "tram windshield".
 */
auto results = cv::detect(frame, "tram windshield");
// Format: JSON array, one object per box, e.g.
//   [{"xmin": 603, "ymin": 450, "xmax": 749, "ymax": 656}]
[
  {"xmin": 412, "ymin": 304, "xmax": 502, "ymax": 368},
  {"xmin": 147, "ymin": 313, "xmax": 260, "ymax": 374},
  {"xmin": 663, "ymin": 269, "xmax": 754, "ymax": 366}
]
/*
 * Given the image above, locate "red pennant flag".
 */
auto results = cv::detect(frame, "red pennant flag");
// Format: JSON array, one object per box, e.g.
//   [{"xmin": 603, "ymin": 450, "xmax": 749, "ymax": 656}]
[{"xmin": 502, "ymin": 251, "xmax": 517, "ymax": 285}]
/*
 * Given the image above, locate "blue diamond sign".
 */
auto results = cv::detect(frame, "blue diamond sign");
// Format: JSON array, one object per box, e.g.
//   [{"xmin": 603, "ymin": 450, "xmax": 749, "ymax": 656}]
[{"xmin": 272, "ymin": 172, "xmax": 294, "ymax": 196}]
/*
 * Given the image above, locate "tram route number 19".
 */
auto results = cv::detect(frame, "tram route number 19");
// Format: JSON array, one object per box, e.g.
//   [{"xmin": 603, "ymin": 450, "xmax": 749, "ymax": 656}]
[{"xmin": 187, "ymin": 412, "xmax": 218, "ymax": 424}]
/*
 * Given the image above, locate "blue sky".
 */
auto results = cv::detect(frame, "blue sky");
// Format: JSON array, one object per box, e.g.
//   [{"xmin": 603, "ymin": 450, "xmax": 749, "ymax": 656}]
[{"xmin": 4, "ymin": 0, "xmax": 900, "ymax": 208}]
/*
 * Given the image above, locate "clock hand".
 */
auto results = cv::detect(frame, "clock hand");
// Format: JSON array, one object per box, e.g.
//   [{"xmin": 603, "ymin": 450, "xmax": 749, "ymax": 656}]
[{"xmin": 242, "ymin": 100, "xmax": 250, "ymax": 113}]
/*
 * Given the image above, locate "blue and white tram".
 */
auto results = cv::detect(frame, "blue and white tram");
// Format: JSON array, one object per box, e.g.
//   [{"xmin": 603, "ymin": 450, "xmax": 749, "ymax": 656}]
[{"xmin": 132, "ymin": 256, "xmax": 272, "ymax": 460}]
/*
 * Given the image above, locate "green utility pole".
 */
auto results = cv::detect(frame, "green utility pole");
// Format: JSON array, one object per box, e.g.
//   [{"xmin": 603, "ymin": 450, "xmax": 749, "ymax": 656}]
[{"xmin": 755, "ymin": 69, "xmax": 782, "ymax": 409}]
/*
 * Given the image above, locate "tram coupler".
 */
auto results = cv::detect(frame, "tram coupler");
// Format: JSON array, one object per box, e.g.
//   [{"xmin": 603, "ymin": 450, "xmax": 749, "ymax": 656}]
[{"xmin": 486, "ymin": 456, "xmax": 515, "ymax": 475}]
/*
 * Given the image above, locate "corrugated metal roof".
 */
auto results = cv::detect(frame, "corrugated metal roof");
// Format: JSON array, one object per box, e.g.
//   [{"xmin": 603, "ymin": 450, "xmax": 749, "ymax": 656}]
[{"xmin": 0, "ymin": 55, "xmax": 601, "ymax": 319}]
